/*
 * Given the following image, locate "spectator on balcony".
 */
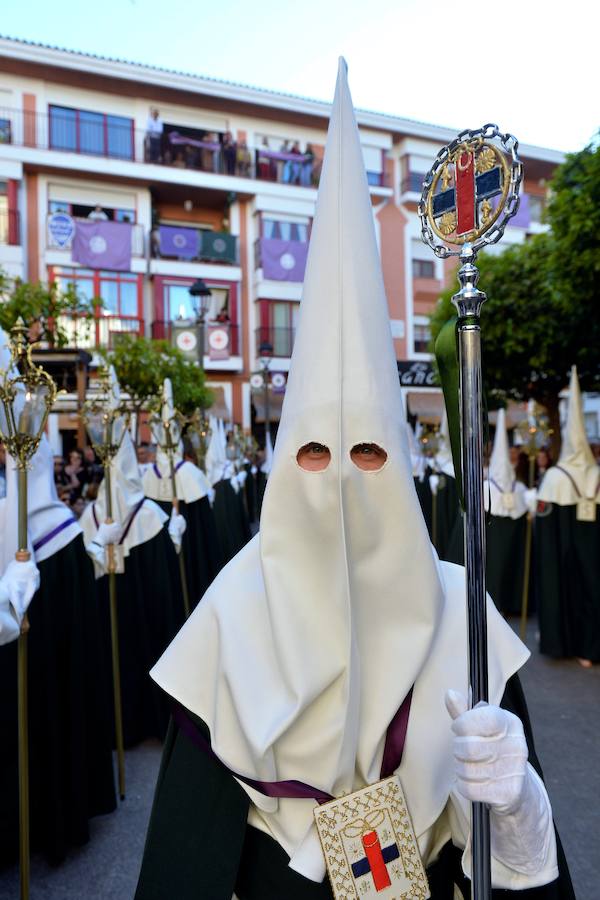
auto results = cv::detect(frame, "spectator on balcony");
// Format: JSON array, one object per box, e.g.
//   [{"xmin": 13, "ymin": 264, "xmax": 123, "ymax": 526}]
[
  {"xmin": 88, "ymin": 204, "xmax": 108, "ymax": 221},
  {"xmin": 222, "ymin": 131, "xmax": 237, "ymax": 176},
  {"xmin": 201, "ymin": 133, "xmax": 218, "ymax": 173},
  {"xmin": 301, "ymin": 143, "xmax": 315, "ymax": 187},
  {"xmin": 257, "ymin": 138, "xmax": 271, "ymax": 180},
  {"xmin": 279, "ymin": 139, "xmax": 291, "ymax": 182},
  {"xmin": 146, "ymin": 108, "xmax": 164, "ymax": 163},
  {"xmin": 173, "ymin": 151, "xmax": 186, "ymax": 169},
  {"xmin": 236, "ymin": 139, "xmax": 252, "ymax": 177}
]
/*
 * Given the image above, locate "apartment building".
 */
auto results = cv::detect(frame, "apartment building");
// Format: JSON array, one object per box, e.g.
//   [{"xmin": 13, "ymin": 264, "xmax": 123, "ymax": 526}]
[{"xmin": 0, "ymin": 36, "xmax": 564, "ymax": 443}]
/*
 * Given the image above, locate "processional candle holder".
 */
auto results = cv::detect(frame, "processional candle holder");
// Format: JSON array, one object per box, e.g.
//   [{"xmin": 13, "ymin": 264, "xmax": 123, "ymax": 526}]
[
  {"xmin": 148, "ymin": 395, "xmax": 191, "ymax": 618},
  {"xmin": 514, "ymin": 401, "xmax": 553, "ymax": 639},
  {"xmin": 419, "ymin": 125, "xmax": 522, "ymax": 900},
  {"xmin": 81, "ymin": 370, "xmax": 129, "ymax": 801},
  {"xmin": 186, "ymin": 408, "xmax": 212, "ymax": 473},
  {"xmin": 0, "ymin": 319, "xmax": 57, "ymax": 900}
]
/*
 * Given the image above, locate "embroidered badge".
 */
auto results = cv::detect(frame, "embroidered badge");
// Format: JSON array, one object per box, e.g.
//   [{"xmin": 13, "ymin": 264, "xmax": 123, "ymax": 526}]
[
  {"xmin": 576, "ymin": 498, "xmax": 596, "ymax": 522},
  {"xmin": 314, "ymin": 775, "xmax": 430, "ymax": 899},
  {"xmin": 502, "ymin": 492, "xmax": 515, "ymax": 511}
]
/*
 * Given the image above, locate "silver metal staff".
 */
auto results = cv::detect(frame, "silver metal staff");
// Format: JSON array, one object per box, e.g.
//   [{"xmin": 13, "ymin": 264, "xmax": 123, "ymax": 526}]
[
  {"xmin": 419, "ymin": 125, "xmax": 522, "ymax": 900},
  {"xmin": 82, "ymin": 371, "xmax": 129, "ymax": 801},
  {"xmin": 0, "ymin": 320, "xmax": 57, "ymax": 900}
]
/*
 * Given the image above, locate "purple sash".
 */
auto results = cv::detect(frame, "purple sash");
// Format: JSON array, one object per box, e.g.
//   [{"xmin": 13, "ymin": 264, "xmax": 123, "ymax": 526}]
[
  {"xmin": 172, "ymin": 687, "xmax": 413, "ymax": 802},
  {"xmin": 33, "ymin": 516, "xmax": 78, "ymax": 552}
]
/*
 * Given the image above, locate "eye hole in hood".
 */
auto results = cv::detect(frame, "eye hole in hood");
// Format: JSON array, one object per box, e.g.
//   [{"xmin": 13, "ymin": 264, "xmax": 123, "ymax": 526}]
[
  {"xmin": 350, "ymin": 443, "xmax": 387, "ymax": 471},
  {"xmin": 296, "ymin": 442, "xmax": 331, "ymax": 472}
]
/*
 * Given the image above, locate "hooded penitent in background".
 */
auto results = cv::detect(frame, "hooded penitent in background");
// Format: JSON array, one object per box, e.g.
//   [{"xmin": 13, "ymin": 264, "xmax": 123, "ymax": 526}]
[
  {"xmin": 80, "ymin": 369, "xmax": 185, "ymax": 746},
  {"xmin": 430, "ymin": 413, "xmax": 464, "ymax": 565},
  {"xmin": 484, "ymin": 408, "xmax": 530, "ymax": 616},
  {"xmin": 0, "ymin": 428, "xmax": 116, "ymax": 866},
  {"xmin": 135, "ymin": 62, "xmax": 569, "ymax": 900},
  {"xmin": 142, "ymin": 379, "xmax": 222, "ymax": 609},
  {"xmin": 205, "ymin": 415, "xmax": 251, "ymax": 564},
  {"xmin": 536, "ymin": 366, "xmax": 600, "ymax": 665}
]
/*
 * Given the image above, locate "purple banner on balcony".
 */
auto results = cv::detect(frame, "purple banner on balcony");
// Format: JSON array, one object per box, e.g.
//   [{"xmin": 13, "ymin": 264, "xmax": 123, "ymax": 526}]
[
  {"xmin": 510, "ymin": 191, "xmax": 530, "ymax": 228},
  {"xmin": 72, "ymin": 220, "xmax": 132, "ymax": 272},
  {"xmin": 260, "ymin": 238, "xmax": 308, "ymax": 282},
  {"xmin": 159, "ymin": 224, "xmax": 200, "ymax": 259}
]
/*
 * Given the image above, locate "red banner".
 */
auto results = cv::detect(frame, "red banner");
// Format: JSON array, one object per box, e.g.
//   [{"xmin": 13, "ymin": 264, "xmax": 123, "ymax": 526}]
[{"xmin": 455, "ymin": 150, "xmax": 475, "ymax": 235}]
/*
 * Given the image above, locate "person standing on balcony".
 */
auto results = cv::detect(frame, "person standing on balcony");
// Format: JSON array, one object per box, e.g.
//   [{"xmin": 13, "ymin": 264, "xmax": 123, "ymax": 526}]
[
  {"xmin": 236, "ymin": 138, "xmax": 252, "ymax": 177},
  {"xmin": 301, "ymin": 143, "xmax": 315, "ymax": 187},
  {"xmin": 280, "ymin": 139, "xmax": 292, "ymax": 183},
  {"xmin": 257, "ymin": 138, "xmax": 271, "ymax": 180},
  {"xmin": 222, "ymin": 131, "xmax": 237, "ymax": 176},
  {"xmin": 146, "ymin": 107, "xmax": 164, "ymax": 163},
  {"xmin": 88, "ymin": 204, "xmax": 108, "ymax": 221}
]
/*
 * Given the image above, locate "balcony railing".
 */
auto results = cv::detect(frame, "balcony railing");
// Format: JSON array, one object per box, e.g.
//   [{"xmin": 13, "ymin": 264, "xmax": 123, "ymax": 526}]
[
  {"xmin": 401, "ymin": 172, "xmax": 427, "ymax": 195},
  {"xmin": 0, "ymin": 106, "xmax": 393, "ymax": 192},
  {"xmin": 255, "ymin": 326, "xmax": 295, "ymax": 358},
  {"xmin": 152, "ymin": 320, "xmax": 240, "ymax": 357},
  {"xmin": 57, "ymin": 313, "xmax": 144, "ymax": 349},
  {"xmin": 152, "ymin": 227, "xmax": 238, "ymax": 265},
  {"xmin": 0, "ymin": 208, "xmax": 20, "ymax": 245},
  {"xmin": 46, "ymin": 214, "xmax": 145, "ymax": 256}
]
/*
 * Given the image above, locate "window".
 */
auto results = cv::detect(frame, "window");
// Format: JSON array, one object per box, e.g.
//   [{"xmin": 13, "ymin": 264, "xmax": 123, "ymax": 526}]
[
  {"xmin": 270, "ymin": 301, "xmax": 299, "ymax": 356},
  {"xmin": 263, "ymin": 218, "xmax": 309, "ymax": 242},
  {"xmin": 49, "ymin": 105, "xmax": 134, "ymax": 160},
  {"xmin": 0, "ymin": 118, "xmax": 11, "ymax": 144},
  {"xmin": 49, "ymin": 200, "xmax": 71, "ymax": 214},
  {"xmin": 0, "ymin": 183, "xmax": 8, "ymax": 244},
  {"xmin": 412, "ymin": 259, "xmax": 435, "ymax": 279},
  {"xmin": 529, "ymin": 195, "xmax": 545, "ymax": 224},
  {"xmin": 164, "ymin": 282, "xmax": 230, "ymax": 323},
  {"xmin": 413, "ymin": 322, "xmax": 431, "ymax": 354},
  {"xmin": 52, "ymin": 267, "xmax": 141, "ymax": 317}
]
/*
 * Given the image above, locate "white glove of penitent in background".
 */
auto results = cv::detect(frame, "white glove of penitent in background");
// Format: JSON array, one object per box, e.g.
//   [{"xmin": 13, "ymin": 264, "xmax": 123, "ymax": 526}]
[
  {"xmin": 446, "ymin": 689, "xmax": 555, "ymax": 877},
  {"xmin": 168, "ymin": 510, "xmax": 187, "ymax": 553},
  {"xmin": 2, "ymin": 558, "xmax": 40, "ymax": 623}
]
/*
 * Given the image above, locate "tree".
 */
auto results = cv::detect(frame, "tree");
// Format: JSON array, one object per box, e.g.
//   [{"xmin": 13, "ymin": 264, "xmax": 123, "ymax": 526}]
[
  {"xmin": 103, "ymin": 336, "xmax": 213, "ymax": 441},
  {"xmin": 429, "ymin": 139, "xmax": 600, "ymax": 457},
  {"xmin": 0, "ymin": 271, "xmax": 101, "ymax": 347}
]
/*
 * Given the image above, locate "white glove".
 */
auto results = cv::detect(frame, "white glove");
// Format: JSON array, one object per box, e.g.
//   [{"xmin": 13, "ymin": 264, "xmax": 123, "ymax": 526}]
[
  {"xmin": 94, "ymin": 522, "xmax": 122, "ymax": 547},
  {"xmin": 168, "ymin": 510, "xmax": 187, "ymax": 553},
  {"xmin": 446, "ymin": 690, "xmax": 556, "ymax": 877},
  {"xmin": 237, "ymin": 470, "xmax": 247, "ymax": 486},
  {"xmin": 0, "ymin": 579, "xmax": 21, "ymax": 646},
  {"xmin": 429, "ymin": 473, "xmax": 440, "ymax": 495},
  {"xmin": 524, "ymin": 488, "xmax": 538, "ymax": 515},
  {"xmin": 2, "ymin": 558, "xmax": 40, "ymax": 622}
]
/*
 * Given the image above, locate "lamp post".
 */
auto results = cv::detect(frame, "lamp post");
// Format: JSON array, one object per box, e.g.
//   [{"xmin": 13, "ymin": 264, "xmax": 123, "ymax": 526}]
[
  {"xmin": 0, "ymin": 319, "xmax": 57, "ymax": 900},
  {"xmin": 188, "ymin": 279, "xmax": 212, "ymax": 369},
  {"xmin": 81, "ymin": 370, "xmax": 129, "ymax": 801},
  {"xmin": 258, "ymin": 340, "xmax": 273, "ymax": 446},
  {"xmin": 148, "ymin": 383, "xmax": 191, "ymax": 618},
  {"xmin": 515, "ymin": 401, "xmax": 553, "ymax": 640}
]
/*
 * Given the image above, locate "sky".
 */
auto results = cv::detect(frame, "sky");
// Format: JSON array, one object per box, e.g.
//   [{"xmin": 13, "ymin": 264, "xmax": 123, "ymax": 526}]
[{"xmin": 2, "ymin": 0, "xmax": 597, "ymax": 153}]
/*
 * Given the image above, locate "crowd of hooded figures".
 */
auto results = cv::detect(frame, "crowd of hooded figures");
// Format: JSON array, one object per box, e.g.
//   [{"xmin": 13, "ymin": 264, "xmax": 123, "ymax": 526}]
[
  {"xmin": 410, "ymin": 367, "xmax": 600, "ymax": 669},
  {"xmin": 0, "ymin": 59, "xmax": 589, "ymax": 898},
  {"xmin": 0, "ymin": 362, "xmax": 261, "ymax": 869}
]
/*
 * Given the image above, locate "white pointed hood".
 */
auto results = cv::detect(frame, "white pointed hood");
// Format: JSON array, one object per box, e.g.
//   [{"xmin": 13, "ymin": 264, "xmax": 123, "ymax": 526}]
[
  {"xmin": 204, "ymin": 416, "xmax": 227, "ymax": 486},
  {"xmin": 80, "ymin": 367, "xmax": 167, "ymax": 560},
  {"xmin": 435, "ymin": 412, "xmax": 455, "ymax": 477},
  {"xmin": 538, "ymin": 366, "xmax": 599, "ymax": 505},
  {"xmin": 150, "ymin": 60, "xmax": 526, "ymax": 880},
  {"xmin": 142, "ymin": 378, "xmax": 211, "ymax": 504},
  {"xmin": 260, "ymin": 429, "xmax": 274, "ymax": 476},
  {"xmin": 484, "ymin": 408, "xmax": 527, "ymax": 519}
]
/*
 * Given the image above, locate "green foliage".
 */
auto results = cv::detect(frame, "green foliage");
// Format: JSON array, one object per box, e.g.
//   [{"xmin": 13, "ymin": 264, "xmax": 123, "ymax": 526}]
[
  {"xmin": 430, "ymin": 138, "xmax": 600, "ymax": 411},
  {"xmin": 103, "ymin": 335, "xmax": 213, "ymax": 417},
  {"xmin": 0, "ymin": 273, "xmax": 101, "ymax": 348}
]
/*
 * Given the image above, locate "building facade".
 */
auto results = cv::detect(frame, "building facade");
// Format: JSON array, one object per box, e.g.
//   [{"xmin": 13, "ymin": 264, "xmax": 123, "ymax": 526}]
[{"xmin": 0, "ymin": 37, "xmax": 564, "ymax": 446}]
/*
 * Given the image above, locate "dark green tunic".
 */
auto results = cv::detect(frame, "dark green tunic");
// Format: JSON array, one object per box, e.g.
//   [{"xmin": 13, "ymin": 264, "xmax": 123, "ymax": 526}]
[
  {"xmin": 212, "ymin": 479, "xmax": 252, "ymax": 566},
  {"xmin": 156, "ymin": 496, "xmax": 222, "ymax": 609},
  {"xmin": 135, "ymin": 677, "xmax": 573, "ymax": 899},
  {"xmin": 97, "ymin": 526, "xmax": 185, "ymax": 748},
  {"xmin": 0, "ymin": 534, "xmax": 116, "ymax": 867},
  {"xmin": 486, "ymin": 514, "xmax": 528, "ymax": 617},
  {"xmin": 535, "ymin": 504, "xmax": 600, "ymax": 661}
]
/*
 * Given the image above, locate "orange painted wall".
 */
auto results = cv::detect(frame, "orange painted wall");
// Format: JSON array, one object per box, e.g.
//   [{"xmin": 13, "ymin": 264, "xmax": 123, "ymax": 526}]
[
  {"xmin": 23, "ymin": 93, "xmax": 36, "ymax": 147},
  {"xmin": 377, "ymin": 200, "xmax": 407, "ymax": 358}
]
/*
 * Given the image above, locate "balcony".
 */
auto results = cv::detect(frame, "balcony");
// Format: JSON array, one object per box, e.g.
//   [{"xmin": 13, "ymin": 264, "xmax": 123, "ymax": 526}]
[
  {"xmin": 255, "ymin": 326, "xmax": 295, "ymax": 359},
  {"xmin": 0, "ymin": 106, "xmax": 392, "ymax": 195},
  {"xmin": 152, "ymin": 320, "xmax": 241, "ymax": 358},
  {"xmin": 400, "ymin": 172, "xmax": 427, "ymax": 200},
  {"xmin": 46, "ymin": 214, "xmax": 145, "ymax": 256},
  {"xmin": 0, "ymin": 208, "xmax": 20, "ymax": 245},
  {"xmin": 56, "ymin": 312, "xmax": 144, "ymax": 350},
  {"xmin": 152, "ymin": 226, "xmax": 238, "ymax": 265}
]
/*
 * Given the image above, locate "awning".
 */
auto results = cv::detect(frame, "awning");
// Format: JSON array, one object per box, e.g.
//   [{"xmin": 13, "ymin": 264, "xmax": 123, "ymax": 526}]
[
  {"xmin": 252, "ymin": 392, "xmax": 284, "ymax": 423},
  {"xmin": 406, "ymin": 391, "xmax": 445, "ymax": 424},
  {"xmin": 207, "ymin": 386, "xmax": 230, "ymax": 420}
]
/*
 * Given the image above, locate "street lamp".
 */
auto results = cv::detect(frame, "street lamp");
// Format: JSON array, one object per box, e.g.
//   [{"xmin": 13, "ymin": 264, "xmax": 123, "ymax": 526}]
[
  {"xmin": 0, "ymin": 319, "xmax": 57, "ymax": 900},
  {"xmin": 81, "ymin": 368, "xmax": 129, "ymax": 802},
  {"xmin": 188, "ymin": 279, "xmax": 212, "ymax": 367}
]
